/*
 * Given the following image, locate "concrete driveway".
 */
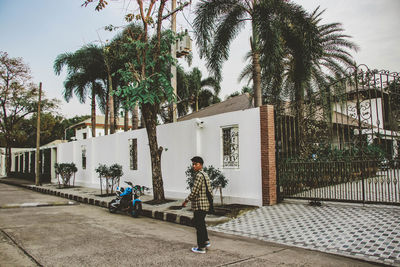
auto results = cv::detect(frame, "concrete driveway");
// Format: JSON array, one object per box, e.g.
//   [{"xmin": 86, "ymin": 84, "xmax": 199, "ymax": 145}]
[{"xmin": 0, "ymin": 183, "xmax": 379, "ymax": 266}]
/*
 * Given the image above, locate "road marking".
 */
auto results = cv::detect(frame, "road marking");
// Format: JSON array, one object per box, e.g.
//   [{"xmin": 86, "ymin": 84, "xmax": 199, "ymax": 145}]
[{"xmin": 0, "ymin": 201, "xmax": 77, "ymax": 209}]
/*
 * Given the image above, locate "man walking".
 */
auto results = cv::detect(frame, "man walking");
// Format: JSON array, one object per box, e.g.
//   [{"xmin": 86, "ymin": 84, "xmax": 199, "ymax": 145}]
[{"xmin": 182, "ymin": 156, "xmax": 212, "ymax": 254}]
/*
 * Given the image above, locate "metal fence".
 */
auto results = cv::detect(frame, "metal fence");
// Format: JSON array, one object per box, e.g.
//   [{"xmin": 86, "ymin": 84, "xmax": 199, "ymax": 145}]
[{"xmin": 276, "ymin": 65, "xmax": 400, "ymax": 205}]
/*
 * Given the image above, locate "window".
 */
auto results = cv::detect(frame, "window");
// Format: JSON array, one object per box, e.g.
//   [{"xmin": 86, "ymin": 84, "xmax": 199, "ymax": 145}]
[
  {"xmin": 129, "ymin": 139, "xmax": 138, "ymax": 170},
  {"xmin": 83, "ymin": 133, "xmax": 87, "ymax": 139},
  {"xmin": 222, "ymin": 125, "xmax": 239, "ymax": 168},
  {"xmin": 81, "ymin": 145, "xmax": 86, "ymax": 169}
]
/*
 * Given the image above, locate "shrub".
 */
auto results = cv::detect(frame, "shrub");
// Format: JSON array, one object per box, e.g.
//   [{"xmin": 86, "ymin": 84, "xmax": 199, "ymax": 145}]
[
  {"xmin": 54, "ymin": 162, "xmax": 78, "ymax": 187},
  {"xmin": 95, "ymin": 163, "xmax": 123, "ymax": 179},
  {"xmin": 185, "ymin": 165, "xmax": 229, "ymax": 205},
  {"xmin": 95, "ymin": 163, "xmax": 123, "ymax": 195}
]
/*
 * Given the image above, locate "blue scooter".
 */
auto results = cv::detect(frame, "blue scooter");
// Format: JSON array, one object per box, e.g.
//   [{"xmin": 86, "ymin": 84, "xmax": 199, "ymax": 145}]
[{"xmin": 108, "ymin": 181, "xmax": 148, "ymax": 217}]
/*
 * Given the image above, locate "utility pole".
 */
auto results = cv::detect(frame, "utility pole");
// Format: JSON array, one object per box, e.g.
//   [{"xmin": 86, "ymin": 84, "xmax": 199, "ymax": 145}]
[
  {"xmin": 35, "ymin": 82, "xmax": 42, "ymax": 186},
  {"xmin": 171, "ymin": 0, "xmax": 177, "ymax": 122}
]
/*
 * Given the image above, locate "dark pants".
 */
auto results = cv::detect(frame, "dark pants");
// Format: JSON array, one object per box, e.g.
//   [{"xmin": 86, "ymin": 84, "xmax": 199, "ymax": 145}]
[{"xmin": 193, "ymin": 210, "xmax": 208, "ymax": 248}]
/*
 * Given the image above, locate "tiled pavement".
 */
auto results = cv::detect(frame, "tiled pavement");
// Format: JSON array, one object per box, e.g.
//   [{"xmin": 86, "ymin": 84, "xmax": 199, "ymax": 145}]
[{"xmin": 210, "ymin": 201, "xmax": 400, "ymax": 266}]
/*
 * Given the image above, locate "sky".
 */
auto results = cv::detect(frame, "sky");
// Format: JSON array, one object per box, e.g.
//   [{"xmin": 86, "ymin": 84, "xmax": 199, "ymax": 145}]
[{"xmin": 1, "ymin": 0, "xmax": 399, "ymax": 119}]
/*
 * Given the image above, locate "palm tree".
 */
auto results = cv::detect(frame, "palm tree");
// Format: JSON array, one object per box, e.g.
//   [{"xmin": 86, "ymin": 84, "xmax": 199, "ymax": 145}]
[
  {"xmin": 174, "ymin": 66, "xmax": 221, "ymax": 117},
  {"xmin": 176, "ymin": 65, "xmax": 190, "ymax": 117},
  {"xmin": 54, "ymin": 44, "xmax": 106, "ymax": 137},
  {"xmin": 280, "ymin": 6, "xmax": 358, "ymax": 119},
  {"xmin": 187, "ymin": 67, "xmax": 220, "ymax": 112},
  {"xmin": 107, "ymin": 23, "xmax": 145, "ymax": 130},
  {"xmin": 237, "ymin": 5, "xmax": 358, "ymax": 108},
  {"xmin": 194, "ymin": 0, "xmax": 310, "ymax": 107}
]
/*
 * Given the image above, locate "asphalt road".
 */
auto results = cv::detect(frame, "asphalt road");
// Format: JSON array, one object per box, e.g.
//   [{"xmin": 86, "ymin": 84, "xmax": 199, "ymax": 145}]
[{"xmin": 0, "ymin": 183, "xmax": 379, "ymax": 267}]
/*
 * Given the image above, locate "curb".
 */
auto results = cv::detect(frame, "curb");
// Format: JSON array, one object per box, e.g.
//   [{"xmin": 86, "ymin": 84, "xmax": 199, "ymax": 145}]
[
  {"xmin": 0, "ymin": 180, "xmax": 194, "ymax": 227},
  {"xmin": 0, "ymin": 201, "xmax": 77, "ymax": 209}
]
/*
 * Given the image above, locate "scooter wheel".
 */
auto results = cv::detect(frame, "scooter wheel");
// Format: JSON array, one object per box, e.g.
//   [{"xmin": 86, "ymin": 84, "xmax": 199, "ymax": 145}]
[
  {"xmin": 131, "ymin": 202, "xmax": 142, "ymax": 218},
  {"xmin": 108, "ymin": 199, "xmax": 118, "ymax": 213}
]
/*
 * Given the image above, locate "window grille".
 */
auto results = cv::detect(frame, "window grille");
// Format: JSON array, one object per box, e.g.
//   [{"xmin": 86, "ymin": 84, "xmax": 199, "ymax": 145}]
[
  {"xmin": 129, "ymin": 139, "xmax": 138, "ymax": 170},
  {"xmin": 81, "ymin": 145, "xmax": 86, "ymax": 169},
  {"xmin": 222, "ymin": 126, "xmax": 239, "ymax": 168}
]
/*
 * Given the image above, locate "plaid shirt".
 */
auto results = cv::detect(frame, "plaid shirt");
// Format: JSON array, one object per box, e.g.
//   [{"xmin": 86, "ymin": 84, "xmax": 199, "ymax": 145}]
[{"xmin": 187, "ymin": 170, "xmax": 213, "ymax": 211}]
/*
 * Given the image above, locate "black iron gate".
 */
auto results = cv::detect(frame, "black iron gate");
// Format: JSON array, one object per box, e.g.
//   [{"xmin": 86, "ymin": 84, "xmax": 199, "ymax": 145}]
[{"xmin": 276, "ymin": 65, "xmax": 400, "ymax": 205}]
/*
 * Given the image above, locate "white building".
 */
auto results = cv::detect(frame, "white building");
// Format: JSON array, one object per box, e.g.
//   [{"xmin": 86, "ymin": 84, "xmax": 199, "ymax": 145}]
[{"xmin": 70, "ymin": 116, "xmax": 133, "ymax": 140}]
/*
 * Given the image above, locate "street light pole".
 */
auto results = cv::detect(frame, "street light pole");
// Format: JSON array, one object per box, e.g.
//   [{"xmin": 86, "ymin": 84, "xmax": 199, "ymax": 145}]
[
  {"xmin": 171, "ymin": 0, "xmax": 177, "ymax": 122},
  {"xmin": 35, "ymin": 82, "xmax": 42, "ymax": 186}
]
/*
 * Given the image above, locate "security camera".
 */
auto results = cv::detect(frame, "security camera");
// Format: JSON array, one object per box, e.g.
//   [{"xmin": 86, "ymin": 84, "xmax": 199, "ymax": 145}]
[{"xmin": 195, "ymin": 118, "xmax": 204, "ymax": 128}]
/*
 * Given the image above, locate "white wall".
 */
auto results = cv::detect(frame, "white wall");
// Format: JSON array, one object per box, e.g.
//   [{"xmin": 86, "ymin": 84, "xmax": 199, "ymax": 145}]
[
  {"xmin": 57, "ymin": 107, "xmax": 263, "ymax": 206},
  {"xmin": 76, "ymin": 126, "xmax": 128, "ymax": 140},
  {"xmin": 0, "ymin": 148, "xmax": 6, "ymax": 177}
]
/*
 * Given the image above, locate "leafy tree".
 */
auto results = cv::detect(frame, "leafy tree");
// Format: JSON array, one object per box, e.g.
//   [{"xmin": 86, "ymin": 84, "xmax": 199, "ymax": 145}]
[
  {"xmin": 54, "ymin": 44, "xmax": 106, "ymax": 138},
  {"xmin": 0, "ymin": 51, "xmax": 58, "ymax": 174},
  {"xmin": 12, "ymin": 113, "xmax": 64, "ymax": 147},
  {"xmin": 0, "ymin": 114, "xmax": 91, "ymax": 147},
  {"xmin": 84, "ymin": 0, "xmax": 189, "ymax": 202},
  {"xmin": 107, "ymin": 23, "xmax": 148, "ymax": 130}
]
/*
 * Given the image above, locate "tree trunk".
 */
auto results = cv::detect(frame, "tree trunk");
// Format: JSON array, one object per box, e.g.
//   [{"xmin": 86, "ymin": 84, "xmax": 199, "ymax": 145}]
[
  {"xmin": 295, "ymin": 82, "xmax": 305, "ymax": 156},
  {"xmin": 142, "ymin": 103, "xmax": 165, "ymax": 201},
  {"xmin": 113, "ymin": 104, "xmax": 118, "ymax": 132},
  {"xmin": 91, "ymin": 82, "xmax": 97, "ymax": 138},
  {"xmin": 124, "ymin": 109, "xmax": 129, "ymax": 131},
  {"xmin": 219, "ymin": 187, "xmax": 223, "ymax": 206},
  {"xmin": 104, "ymin": 88, "xmax": 109, "ymax": 136},
  {"xmin": 251, "ymin": 21, "xmax": 262, "ymax": 108},
  {"xmin": 140, "ymin": 113, "xmax": 146, "ymax": 128},
  {"xmin": 5, "ymin": 146, "xmax": 11, "ymax": 175},
  {"xmin": 108, "ymin": 72, "xmax": 115, "ymax": 134},
  {"xmin": 195, "ymin": 92, "xmax": 199, "ymax": 112},
  {"xmin": 252, "ymin": 50, "xmax": 262, "ymax": 107},
  {"xmin": 132, "ymin": 104, "xmax": 139, "ymax": 130}
]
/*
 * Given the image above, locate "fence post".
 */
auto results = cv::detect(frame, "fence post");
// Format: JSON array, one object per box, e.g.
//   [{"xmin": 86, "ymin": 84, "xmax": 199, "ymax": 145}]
[{"xmin": 260, "ymin": 105, "xmax": 277, "ymax": 205}]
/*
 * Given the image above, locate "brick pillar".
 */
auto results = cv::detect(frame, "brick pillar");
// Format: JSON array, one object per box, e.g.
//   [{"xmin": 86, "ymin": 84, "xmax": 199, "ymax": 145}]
[{"xmin": 260, "ymin": 105, "xmax": 277, "ymax": 205}]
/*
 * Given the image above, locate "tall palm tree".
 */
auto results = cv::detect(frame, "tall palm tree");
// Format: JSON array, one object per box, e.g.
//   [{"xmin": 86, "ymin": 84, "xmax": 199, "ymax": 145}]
[
  {"xmin": 280, "ymin": 7, "xmax": 358, "ymax": 119},
  {"xmin": 54, "ymin": 44, "xmax": 106, "ymax": 137},
  {"xmin": 108, "ymin": 23, "xmax": 145, "ymax": 130},
  {"xmin": 238, "ymin": 5, "xmax": 358, "ymax": 108},
  {"xmin": 194, "ymin": 0, "xmax": 309, "ymax": 107}
]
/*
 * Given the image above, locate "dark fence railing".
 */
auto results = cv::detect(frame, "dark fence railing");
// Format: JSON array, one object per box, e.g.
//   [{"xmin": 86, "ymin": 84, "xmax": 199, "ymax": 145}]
[
  {"xmin": 278, "ymin": 160, "xmax": 399, "ymax": 204},
  {"xmin": 275, "ymin": 65, "xmax": 400, "ymax": 205}
]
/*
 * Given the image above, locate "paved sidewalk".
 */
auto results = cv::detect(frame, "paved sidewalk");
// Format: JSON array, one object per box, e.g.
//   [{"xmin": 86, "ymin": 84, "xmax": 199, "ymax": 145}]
[
  {"xmin": 1, "ymin": 177, "xmax": 399, "ymax": 266},
  {"xmin": 210, "ymin": 200, "xmax": 400, "ymax": 266},
  {"xmin": 0, "ymin": 177, "xmax": 230, "ymax": 227}
]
